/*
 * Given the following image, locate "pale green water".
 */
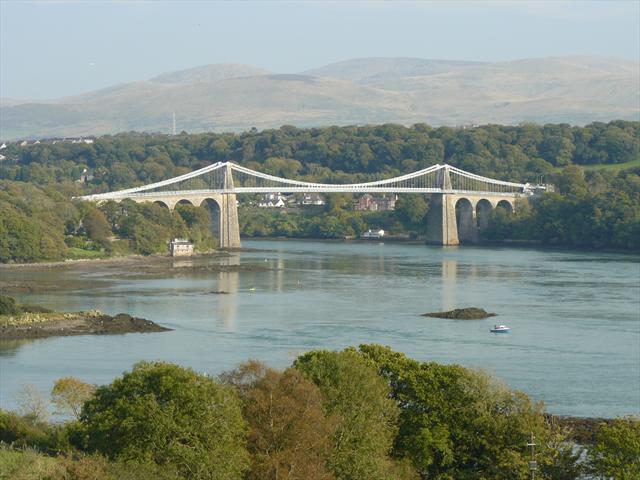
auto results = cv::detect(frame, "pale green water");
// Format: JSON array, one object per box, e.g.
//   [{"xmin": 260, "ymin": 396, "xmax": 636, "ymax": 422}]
[{"xmin": 1, "ymin": 240, "xmax": 639, "ymax": 418}]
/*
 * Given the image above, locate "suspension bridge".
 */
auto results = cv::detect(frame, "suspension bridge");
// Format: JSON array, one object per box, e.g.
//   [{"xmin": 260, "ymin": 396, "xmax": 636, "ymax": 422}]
[{"xmin": 79, "ymin": 162, "xmax": 534, "ymax": 247}]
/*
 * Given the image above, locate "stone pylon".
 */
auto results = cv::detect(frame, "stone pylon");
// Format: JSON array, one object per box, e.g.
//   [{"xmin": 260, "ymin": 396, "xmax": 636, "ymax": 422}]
[
  {"xmin": 425, "ymin": 166, "xmax": 460, "ymax": 246},
  {"xmin": 218, "ymin": 163, "xmax": 241, "ymax": 249},
  {"xmin": 217, "ymin": 193, "xmax": 241, "ymax": 249},
  {"xmin": 425, "ymin": 193, "xmax": 459, "ymax": 246}
]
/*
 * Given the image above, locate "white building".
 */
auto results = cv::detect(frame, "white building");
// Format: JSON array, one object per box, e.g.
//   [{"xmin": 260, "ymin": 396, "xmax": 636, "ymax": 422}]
[
  {"xmin": 169, "ymin": 238, "xmax": 194, "ymax": 256},
  {"xmin": 78, "ymin": 168, "xmax": 94, "ymax": 183},
  {"xmin": 361, "ymin": 229, "xmax": 386, "ymax": 239},
  {"xmin": 258, "ymin": 193, "xmax": 287, "ymax": 208}
]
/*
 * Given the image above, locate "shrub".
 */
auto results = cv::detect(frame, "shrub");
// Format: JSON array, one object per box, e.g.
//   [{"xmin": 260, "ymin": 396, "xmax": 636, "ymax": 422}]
[
  {"xmin": 0, "ymin": 295, "xmax": 19, "ymax": 315},
  {"xmin": 19, "ymin": 304, "xmax": 53, "ymax": 314},
  {"xmin": 0, "ymin": 410, "xmax": 57, "ymax": 453}
]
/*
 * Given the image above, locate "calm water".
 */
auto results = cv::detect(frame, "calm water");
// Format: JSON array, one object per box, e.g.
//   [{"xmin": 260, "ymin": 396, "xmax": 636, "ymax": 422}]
[{"xmin": 1, "ymin": 240, "xmax": 639, "ymax": 418}]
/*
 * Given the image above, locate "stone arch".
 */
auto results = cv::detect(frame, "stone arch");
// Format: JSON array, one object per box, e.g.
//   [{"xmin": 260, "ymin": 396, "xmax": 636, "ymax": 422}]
[
  {"xmin": 200, "ymin": 197, "xmax": 222, "ymax": 238},
  {"xmin": 476, "ymin": 199, "xmax": 493, "ymax": 232},
  {"xmin": 455, "ymin": 197, "xmax": 477, "ymax": 243},
  {"xmin": 496, "ymin": 199, "xmax": 514, "ymax": 213},
  {"xmin": 176, "ymin": 199, "xmax": 195, "ymax": 207},
  {"xmin": 153, "ymin": 200, "xmax": 170, "ymax": 209}
]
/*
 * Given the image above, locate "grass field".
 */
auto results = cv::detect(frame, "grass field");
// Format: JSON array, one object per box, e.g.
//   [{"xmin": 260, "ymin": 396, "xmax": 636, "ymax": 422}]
[
  {"xmin": 0, "ymin": 448, "xmax": 62, "ymax": 480},
  {"xmin": 65, "ymin": 247, "xmax": 108, "ymax": 260},
  {"xmin": 554, "ymin": 159, "xmax": 640, "ymax": 172}
]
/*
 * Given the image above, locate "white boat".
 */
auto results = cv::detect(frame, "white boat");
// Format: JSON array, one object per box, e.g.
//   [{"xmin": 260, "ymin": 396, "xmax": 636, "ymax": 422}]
[{"xmin": 490, "ymin": 324, "xmax": 510, "ymax": 333}]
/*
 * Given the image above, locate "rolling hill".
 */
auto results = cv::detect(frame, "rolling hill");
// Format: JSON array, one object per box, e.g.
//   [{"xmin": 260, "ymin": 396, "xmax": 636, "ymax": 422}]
[{"xmin": 1, "ymin": 56, "xmax": 638, "ymax": 139}]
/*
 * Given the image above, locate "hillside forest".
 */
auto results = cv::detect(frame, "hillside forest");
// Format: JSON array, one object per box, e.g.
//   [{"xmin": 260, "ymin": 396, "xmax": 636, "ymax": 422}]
[{"xmin": 0, "ymin": 121, "xmax": 638, "ymax": 262}]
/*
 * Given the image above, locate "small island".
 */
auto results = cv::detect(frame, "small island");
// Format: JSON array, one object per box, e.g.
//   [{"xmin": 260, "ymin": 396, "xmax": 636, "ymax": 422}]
[
  {"xmin": 0, "ymin": 295, "xmax": 171, "ymax": 339},
  {"xmin": 422, "ymin": 307, "xmax": 497, "ymax": 320}
]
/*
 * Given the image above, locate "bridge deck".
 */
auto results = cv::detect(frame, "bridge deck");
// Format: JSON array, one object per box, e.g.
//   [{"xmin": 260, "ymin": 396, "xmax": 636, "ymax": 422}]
[{"xmin": 85, "ymin": 188, "xmax": 523, "ymax": 200}]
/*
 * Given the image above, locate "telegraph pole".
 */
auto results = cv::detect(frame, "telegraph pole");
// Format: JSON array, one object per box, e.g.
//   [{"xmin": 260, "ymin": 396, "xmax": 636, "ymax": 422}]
[{"xmin": 527, "ymin": 432, "xmax": 537, "ymax": 480}]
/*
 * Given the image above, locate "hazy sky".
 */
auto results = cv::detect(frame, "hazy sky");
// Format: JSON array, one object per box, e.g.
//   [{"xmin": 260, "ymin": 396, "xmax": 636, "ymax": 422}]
[{"xmin": 1, "ymin": 0, "xmax": 638, "ymax": 100}]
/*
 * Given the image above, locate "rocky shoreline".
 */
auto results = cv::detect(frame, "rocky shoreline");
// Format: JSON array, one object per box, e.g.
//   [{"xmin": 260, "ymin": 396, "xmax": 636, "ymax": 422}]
[
  {"xmin": 549, "ymin": 415, "xmax": 616, "ymax": 444},
  {"xmin": 0, "ymin": 310, "xmax": 171, "ymax": 339},
  {"xmin": 422, "ymin": 307, "xmax": 497, "ymax": 320}
]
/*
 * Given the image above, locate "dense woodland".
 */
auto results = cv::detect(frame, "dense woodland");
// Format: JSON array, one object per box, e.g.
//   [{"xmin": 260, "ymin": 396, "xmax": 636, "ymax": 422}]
[
  {"xmin": 2, "ymin": 346, "xmax": 638, "ymax": 480},
  {"xmin": 1, "ymin": 121, "xmax": 638, "ymax": 187},
  {"xmin": 0, "ymin": 121, "xmax": 638, "ymax": 262}
]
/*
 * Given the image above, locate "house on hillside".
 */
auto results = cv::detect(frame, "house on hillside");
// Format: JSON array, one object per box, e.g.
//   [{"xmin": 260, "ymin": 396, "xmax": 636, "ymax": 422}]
[
  {"xmin": 355, "ymin": 194, "xmax": 375, "ymax": 211},
  {"xmin": 376, "ymin": 194, "xmax": 397, "ymax": 211},
  {"xmin": 354, "ymin": 194, "xmax": 397, "ymax": 212},
  {"xmin": 78, "ymin": 168, "xmax": 94, "ymax": 183},
  {"xmin": 258, "ymin": 193, "xmax": 286, "ymax": 208},
  {"xmin": 302, "ymin": 193, "xmax": 325, "ymax": 206}
]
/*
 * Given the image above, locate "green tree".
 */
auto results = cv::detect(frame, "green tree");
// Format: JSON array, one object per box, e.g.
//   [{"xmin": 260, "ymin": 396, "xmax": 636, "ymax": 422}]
[
  {"xmin": 130, "ymin": 218, "xmax": 171, "ymax": 255},
  {"xmin": 295, "ymin": 349, "xmax": 405, "ymax": 480},
  {"xmin": 395, "ymin": 194, "xmax": 429, "ymax": 232},
  {"xmin": 357, "ymin": 344, "xmax": 557, "ymax": 479},
  {"xmin": 80, "ymin": 361, "xmax": 249, "ymax": 479},
  {"xmin": 587, "ymin": 417, "xmax": 640, "ymax": 479}
]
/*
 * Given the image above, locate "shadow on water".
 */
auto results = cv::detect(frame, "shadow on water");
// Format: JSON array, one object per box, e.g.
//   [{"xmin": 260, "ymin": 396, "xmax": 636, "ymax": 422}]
[{"xmin": 0, "ymin": 338, "xmax": 43, "ymax": 358}]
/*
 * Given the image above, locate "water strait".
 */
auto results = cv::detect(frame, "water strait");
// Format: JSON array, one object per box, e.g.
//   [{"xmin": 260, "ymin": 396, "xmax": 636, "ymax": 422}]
[{"xmin": 1, "ymin": 240, "xmax": 638, "ymax": 418}]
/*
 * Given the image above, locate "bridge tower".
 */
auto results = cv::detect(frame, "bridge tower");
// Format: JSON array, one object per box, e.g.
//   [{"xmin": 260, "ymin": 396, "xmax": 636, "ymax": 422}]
[
  {"xmin": 219, "ymin": 163, "xmax": 241, "ymax": 249},
  {"xmin": 425, "ymin": 165, "xmax": 460, "ymax": 246}
]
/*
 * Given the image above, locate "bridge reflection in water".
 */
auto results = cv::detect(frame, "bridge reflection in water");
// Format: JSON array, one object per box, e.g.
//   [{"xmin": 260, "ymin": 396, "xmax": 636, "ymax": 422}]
[{"xmin": 216, "ymin": 255, "xmax": 240, "ymax": 331}]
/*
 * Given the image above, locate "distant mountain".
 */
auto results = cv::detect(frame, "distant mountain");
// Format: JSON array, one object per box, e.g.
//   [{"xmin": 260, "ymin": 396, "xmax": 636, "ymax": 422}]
[
  {"xmin": 0, "ymin": 97, "xmax": 30, "ymax": 108},
  {"xmin": 149, "ymin": 63, "xmax": 271, "ymax": 84},
  {"xmin": 302, "ymin": 57, "xmax": 482, "ymax": 83},
  {"xmin": 1, "ymin": 57, "xmax": 638, "ymax": 139}
]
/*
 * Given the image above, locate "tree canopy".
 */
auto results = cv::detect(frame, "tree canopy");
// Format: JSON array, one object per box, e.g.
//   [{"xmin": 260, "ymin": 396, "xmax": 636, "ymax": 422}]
[
  {"xmin": 222, "ymin": 361, "xmax": 337, "ymax": 480},
  {"xmin": 587, "ymin": 417, "xmax": 640, "ymax": 479},
  {"xmin": 80, "ymin": 361, "xmax": 249, "ymax": 480},
  {"xmin": 294, "ymin": 349, "xmax": 408, "ymax": 480},
  {"xmin": 1, "ymin": 347, "xmax": 638, "ymax": 479}
]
